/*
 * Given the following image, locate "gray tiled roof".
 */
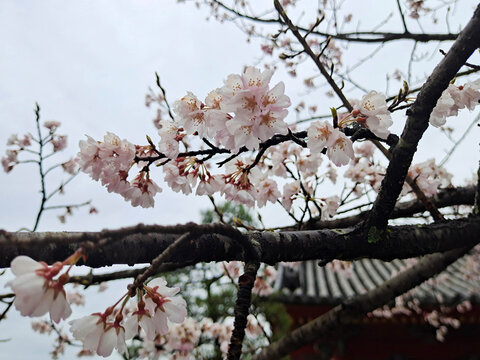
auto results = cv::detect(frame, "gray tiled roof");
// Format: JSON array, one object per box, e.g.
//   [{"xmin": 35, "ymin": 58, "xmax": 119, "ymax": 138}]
[{"xmin": 275, "ymin": 255, "xmax": 480, "ymax": 306}]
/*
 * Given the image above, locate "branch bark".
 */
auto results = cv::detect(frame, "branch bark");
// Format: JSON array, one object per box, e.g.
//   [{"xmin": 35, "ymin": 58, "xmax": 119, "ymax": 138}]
[
  {"xmin": 2, "ymin": 217, "xmax": 480, "ymax": 268},
  {"xmin": 303, "ymin": 185, "xmax": 475, "ymax": 230}
]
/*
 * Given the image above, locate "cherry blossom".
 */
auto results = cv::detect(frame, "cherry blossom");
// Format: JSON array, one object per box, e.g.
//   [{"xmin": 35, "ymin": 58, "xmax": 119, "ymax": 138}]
[
  {"xmin": 141, "ymin": 277, "xmax": 188, "ymax": 336},
  {"xmin": 282, "ymin": 180, "xmax": 301, "ymax": 211},
  {"xmin": 44, "ymin": 120, "xmax": 61, "ymax": 131},
  {"xmin": 255, "ymin": 177, "xmax": 281, "ymax": 208},
  {"xmin": 6, "ymin": 256, "xmax": 72, "ymax": 323},
  {"xmin": 326, "ymin": 129, "xmax": 354, "ymax": 166},
  {"xmin": 69, "ymin": 313, "xmax": 127, "ymax": 357},
  {"xmin": 173, "ymin": 92, "xmax": 209, "ymax": 138},
  {"xmin": 125, "ymin": 298, "xmax": 157, "ymax": 341},
  {"xmin": 320, "ymin": 195, "xmax": 340, "ymax": 220},
  {"xmin": 219, "ymin": 66, "xmax": 291, "ymax": 151},
  {"xmin": 429, "ymin": 79, "xmax": 480, "ymax": 127},
  {"xmin": 165, "ymin": 317, "xmax": 201, "ymax": 357},
  {"xmin": 253, "ymin": 266, "xmax": 277, "ymax": 296},
  {"xmin": 51, "ymin": 135, "xmax": 67, "ymax": 152},
  {"xmin": 123, "ymin": 172, "xmax": 162, "ymax": 208},
  {"xmin": 306, "ymin": 120, "xmax": 335, "ymax": 153},
  {"xmin": 157, "ymin": 119, "xmax": 183, "ymax": 159},
  {"xmin": 352, "ymin": 90, "xmax": 393, "ymax": 139}
]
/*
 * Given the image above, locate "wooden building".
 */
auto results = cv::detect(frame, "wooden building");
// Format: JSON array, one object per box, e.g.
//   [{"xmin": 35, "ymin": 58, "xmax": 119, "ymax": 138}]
[{"xmin": 275, "ymin": 256, "xmax": 480, "ymax": 360}]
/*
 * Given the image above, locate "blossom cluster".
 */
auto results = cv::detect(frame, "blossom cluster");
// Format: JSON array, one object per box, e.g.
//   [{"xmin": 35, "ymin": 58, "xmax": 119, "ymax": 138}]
[
  {"xmin": 76, "ymin": 67, "xmax": 478, "ymax": 215},
  {"xmin": 68, "ymin": 277, "xmax": 187, "ymax": 357},
  {"xmin": 429, "ymin": 79, "xmax": 480, "ymax": 127},
  {"xmin": 76, "ymin": 133, "xmax": 162, "ymax": 207},
  {"xmin": 2, "ymin": 121, "xmax": 77, "ymax": 175},
  {"xmin": 345, "ymin": 142, "xmax": 452, "ymax": 198},
  {"xmin": 78, "ymin": 67, "xmax": 392, "ymax": 212},
  {"xmin": 7, "ymin": 255, "xmax": 188, "ymax": 358}
]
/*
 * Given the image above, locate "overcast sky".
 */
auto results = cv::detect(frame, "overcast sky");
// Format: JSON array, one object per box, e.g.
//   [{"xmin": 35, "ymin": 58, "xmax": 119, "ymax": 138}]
[{"xmin": 1, "ymin": 1, "xmax": 480, "ymax": 359}]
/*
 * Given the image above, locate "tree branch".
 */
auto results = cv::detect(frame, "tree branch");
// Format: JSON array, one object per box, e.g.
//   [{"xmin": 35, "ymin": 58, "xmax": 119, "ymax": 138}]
[
  {"xmin": 2, "ymin": 218, "xmax": 480, "ymax": 267},
  {"xmin": 304, "ymin": 185, "xmax": 475, "ymax": 230},
  {"xmin": 211, "ymin": 0, "xmax": 457, "ymax": 43},
  {"xmin": 367, "ymin": 4, "xmax": 480, "ymax": 229}
]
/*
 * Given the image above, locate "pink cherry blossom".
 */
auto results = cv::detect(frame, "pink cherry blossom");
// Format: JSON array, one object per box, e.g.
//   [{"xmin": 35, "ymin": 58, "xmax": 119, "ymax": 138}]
[
  {"xmin": 245, "ymin": 314, "xmax": 263, "ymax": 337},
  {"xmin": 306, "ymin": 121, "xmax": 335, "ymax": 153},
  {"xmin": 222, "ymin": 261, "xmax": 243, "ymax": 279},
  {"xmin": 217, "ymin": 66, "xmax": 290, "ymax": 151},
  {"xmin": 282, "ymin": 180, "xmax": 300, "ymax": 211},
  {"xmin": 125, "ymin": 299, "xmax": 157, "ymax": 341},
  {"xmin": 44, "ymin": 121, "xmax": 61, "ymax": 131},
  {"xmin": 296, "ymin": 152, "xmax": 323, "ymax": 178},
  {"xmin": 163, "ymin": 161, "xmax": 193, "ymax": 195},
  {"xmin": 122, "ymin": 172, "xmax": 162, "ymax": 208},
  {"xmin": 173, "ymin": 92, "xmax": 209, "ymax": 138},
  {"xmin": 51, "ymin": 135, "xmax": 67, "ymax": 152},
  {"xmin": 1, "ymin": 148, "xmax": 20, "ymax": 172},
  {"xmin": 429, "ymin": 79, "xmax": 480, "ymax": 127},
  {"xmin": 7, "ymin": 256, "xmax": 72, "ymax": 323},
  {"xmin": 253, "ymin": 266, "xmax": 277, "ymax": 296},
  {"xmin": 429, "ymin": 90, "xmax": 456, "ymax": 127},
  {"xmin": 320, "ymin": 195, "xmax": 340, "ymax": 220},
  {"xmin": 157, "ymin": 119, "xmax": 182, "ymax": 159},
  {"xmin": 255, "ymin": 177, "xmax": 281, "ymax": 208},
  {"xmin": 355, "ymin": 141, "xmax": 376, "ymax": 158},
  {"xmin": 165, "ymin": 317, "xmax": 201, "ymax": 356},
  {"xmin": 62, "ymin": 158, "xmax": 78, "ymax": 174}
]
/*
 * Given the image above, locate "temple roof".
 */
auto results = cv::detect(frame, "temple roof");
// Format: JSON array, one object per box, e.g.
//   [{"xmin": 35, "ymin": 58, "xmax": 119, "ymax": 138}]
[{"xmin": 275, "ymin": 255, "xmax": 480, "ymax": 306}]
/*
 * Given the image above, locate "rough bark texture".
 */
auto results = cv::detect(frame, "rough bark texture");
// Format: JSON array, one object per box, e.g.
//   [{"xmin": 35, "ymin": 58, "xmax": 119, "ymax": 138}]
[
  {"xmin": 227, "ymin": 261, "xmax": 259, "ymax": 360},
  {"xmin": 2, "ymin": 217, "xmax": 480, "ymax": 268}
]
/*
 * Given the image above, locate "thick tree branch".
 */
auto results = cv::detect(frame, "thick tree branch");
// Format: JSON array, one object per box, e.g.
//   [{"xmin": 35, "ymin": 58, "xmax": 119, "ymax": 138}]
[
  {"xmin": 2, "ymin": 217, "xmax": 480, "ymax": 268},
  {"xmin": 367, "ymin": 4, "xmax": 480, "ymax": 229},
  {"xmin": 252, "ymin": 244, "xmax": 476, "ymax": 360}
]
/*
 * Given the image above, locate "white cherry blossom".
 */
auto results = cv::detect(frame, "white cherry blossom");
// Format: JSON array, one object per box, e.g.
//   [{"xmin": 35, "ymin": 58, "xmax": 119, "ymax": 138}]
[
  {"xmin": 6, "ymin": 256, "xmax": 72, "ymax": 323},
  {"xmin": 326, "ymin": 129, "xmax": 354, "ymax": 166},
  {"xmin": 354, "ymin": 91, "xmax": 393, "ymax": 139}
]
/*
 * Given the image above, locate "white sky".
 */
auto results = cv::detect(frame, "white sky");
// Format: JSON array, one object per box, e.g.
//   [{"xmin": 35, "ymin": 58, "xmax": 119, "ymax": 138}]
[{"xmin": 1, "ymin": 0, "xmax": 479, "ymax": 358}]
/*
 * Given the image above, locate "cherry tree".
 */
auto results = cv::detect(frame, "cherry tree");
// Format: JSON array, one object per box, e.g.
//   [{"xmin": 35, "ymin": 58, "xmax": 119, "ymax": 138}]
[{"xmin": 1, "ymin": 0, "xmax": 480, "ymax": 359}]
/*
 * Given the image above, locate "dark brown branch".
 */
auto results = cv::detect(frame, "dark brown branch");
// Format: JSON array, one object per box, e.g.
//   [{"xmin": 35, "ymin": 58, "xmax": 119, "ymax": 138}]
[
  {"xmin": 2, "ymin": 218, "xmax": 480, "ymax": 267},
  {"xmin": 274, "ymin": 0, "xmax": 352, "ymax": 112},
  {"xmin": 227, "ymin": 261, "xmax": 260, "ymax": 360},
  {"xmin": 68, "ymin": 262, "xmax": 193, "ymax": 286},
  {"xmin": 252, "ymin": 244, "xmax": 475, "ymax": 360},
  {"xmin": 304, "ymin": 185, "xmax": 475, "ymax": 230},
  {"xmin": 211, "ymin": 0, "xmax": 457, "ymax": 43},
  {"xmin": 367, "ymin": 4, "xmax": 480, "ymax": 229}
]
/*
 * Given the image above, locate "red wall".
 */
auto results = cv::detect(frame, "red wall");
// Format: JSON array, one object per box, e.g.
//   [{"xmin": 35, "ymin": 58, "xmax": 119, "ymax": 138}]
[{"xmin": 286, "ymin": 304, "xmax": 480, "ymax": 360}]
